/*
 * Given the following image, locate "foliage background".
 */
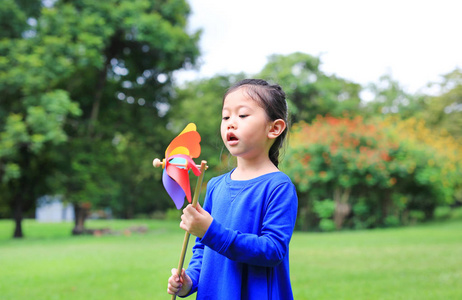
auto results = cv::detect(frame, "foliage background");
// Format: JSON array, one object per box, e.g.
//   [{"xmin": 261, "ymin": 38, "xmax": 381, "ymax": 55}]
[{"xmin": 0, "ymin": 1, "xmax": 461, "ymax": 237}]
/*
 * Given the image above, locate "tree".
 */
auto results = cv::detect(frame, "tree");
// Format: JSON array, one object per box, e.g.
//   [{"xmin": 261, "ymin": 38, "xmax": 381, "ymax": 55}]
[
  {"xmin": 283, "ymin": 116, "xmax": 400, "ymax": 230},
  {"xmin": 257, "ymin": 52, "xmax": 362, "ymax": 123},
  {"xmin": 283, "ymin": 115, "xmax": 462, "ymax": 231},
  {"xmin": 0, "ymin": 0, "xmax": 83, "ymax": 237},
  {"xmin": 420, "ymin": 68, "xmax": 462, "ymax": 141},
  {"xmin": 362, "ymin": 72, "xmax": 426, "ymax": 119},
  {"xmin": 0, "ymin": 0, "xmax": 200, "ymax": 237}
]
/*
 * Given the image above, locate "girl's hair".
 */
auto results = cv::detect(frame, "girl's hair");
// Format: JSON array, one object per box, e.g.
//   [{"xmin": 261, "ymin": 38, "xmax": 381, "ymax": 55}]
[{"xmin": 223, "ymin": 79, "xmax": 289, "ymax": 167}]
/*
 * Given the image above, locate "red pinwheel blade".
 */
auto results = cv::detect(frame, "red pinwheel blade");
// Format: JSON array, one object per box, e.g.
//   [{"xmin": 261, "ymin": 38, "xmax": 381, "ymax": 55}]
[{"xmin": 166, "ymin": 163, "xmax": 192, "ymax": 203}]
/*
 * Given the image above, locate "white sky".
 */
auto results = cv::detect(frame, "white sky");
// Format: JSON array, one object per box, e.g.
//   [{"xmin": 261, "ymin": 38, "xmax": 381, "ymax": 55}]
[{"xmin": 175, "ymin": 0, "xmax": 462, "ymax": 95}]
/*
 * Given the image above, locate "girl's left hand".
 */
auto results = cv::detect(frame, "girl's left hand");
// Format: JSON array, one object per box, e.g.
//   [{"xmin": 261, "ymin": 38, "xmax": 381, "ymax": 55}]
[{"xmin": 180, "ymin": 203, "xmax": 213, "ymax": 238}]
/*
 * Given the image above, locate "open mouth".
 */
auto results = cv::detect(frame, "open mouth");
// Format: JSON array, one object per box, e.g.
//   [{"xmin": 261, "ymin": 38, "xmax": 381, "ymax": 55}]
[{"xmin": 227, "ymin": 132, "xmax": 239, "ymax": 144}]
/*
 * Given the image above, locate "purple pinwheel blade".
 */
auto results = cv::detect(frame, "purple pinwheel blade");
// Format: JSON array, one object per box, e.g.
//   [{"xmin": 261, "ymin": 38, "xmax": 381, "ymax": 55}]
[{"xmin": 162, "ymin": 168, "xmax": 186, "ymax": 209}]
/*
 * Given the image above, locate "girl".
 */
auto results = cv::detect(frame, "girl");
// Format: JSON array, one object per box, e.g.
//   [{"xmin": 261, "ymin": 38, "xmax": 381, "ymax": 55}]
[{"xmin": 167, "ymin": 79, "xmax": 298, "ymax": 299}]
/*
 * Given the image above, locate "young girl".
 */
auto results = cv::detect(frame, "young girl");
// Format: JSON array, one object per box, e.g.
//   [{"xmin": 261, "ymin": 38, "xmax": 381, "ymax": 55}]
[{"xmin": 167, "ymin": 79, "xmax": 298, "ymax": 299}]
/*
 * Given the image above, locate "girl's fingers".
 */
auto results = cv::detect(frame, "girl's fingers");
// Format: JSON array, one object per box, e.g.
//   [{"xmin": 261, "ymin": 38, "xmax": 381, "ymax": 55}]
[
  {"xmin": 168, "ymin": 283, "xmax": 181, "ymax": 294},
  {"xmin": 172, "ymin": 269, "xmax": 183, "ymax": 281},
  {"xmin": 170, "ymin": 268, "xmax": 186, "ymax": 284},
  {"xmin": 168, "ymin": 268, "xmax": 187, "ymax": 295}
]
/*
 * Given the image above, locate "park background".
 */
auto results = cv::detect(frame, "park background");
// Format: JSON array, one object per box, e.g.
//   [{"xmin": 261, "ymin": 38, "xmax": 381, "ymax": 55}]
[{"xmin": 0, "ymin": 0, "xmax": 461, "ymax": 299}]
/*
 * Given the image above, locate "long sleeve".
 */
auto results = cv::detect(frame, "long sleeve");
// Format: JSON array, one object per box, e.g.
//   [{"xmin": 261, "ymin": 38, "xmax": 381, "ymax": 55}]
[{"xmin": 200, "ymin": 182, "xmax": 297, "ymax": 267}]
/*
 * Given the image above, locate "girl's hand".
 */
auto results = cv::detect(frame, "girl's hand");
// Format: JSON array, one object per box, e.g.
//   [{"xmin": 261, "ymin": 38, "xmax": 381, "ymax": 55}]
[
  {"xmin": 167, "ymin": 268, "xmax": 192, "ymax": 296},
  {"xmin": 180, "ymin": 203, "xmax": 213, "ymax": 238}
]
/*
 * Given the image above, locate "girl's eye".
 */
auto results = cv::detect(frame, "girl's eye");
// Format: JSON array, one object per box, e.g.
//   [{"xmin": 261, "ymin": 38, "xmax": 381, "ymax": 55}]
[
  {"xmin": 222, "ymin": 116, "xmax": 230, "ymax": 120},
  {"xmin": 239, "ymin": 115, "xmax": 248, "ymax": 118}
]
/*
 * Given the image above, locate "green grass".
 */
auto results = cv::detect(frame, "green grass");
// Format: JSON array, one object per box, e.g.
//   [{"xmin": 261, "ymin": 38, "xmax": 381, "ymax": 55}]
[{"xmin": 0, "ymin": 218, "xmax": 461, "ymax": 299}]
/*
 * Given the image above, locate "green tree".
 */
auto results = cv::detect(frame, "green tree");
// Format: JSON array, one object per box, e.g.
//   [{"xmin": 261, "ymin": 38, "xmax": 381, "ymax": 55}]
[
  {"xmin": 0, "ymin": 0, "xmax": 200, "ymax": 237},
  {"xmin": 420, "ymin": 68, "xmax": 462, "ymax": 141},
  {"xmin": 362, "ymin": 73, "xmax": 426, "ymax": 119},
  {"xmin": 257, "ymin": 52, "xmax": 362, "ymax": 123},
  {"xmin": 0, "ymin": 1, "xmax": 83, "ymax": 237}
]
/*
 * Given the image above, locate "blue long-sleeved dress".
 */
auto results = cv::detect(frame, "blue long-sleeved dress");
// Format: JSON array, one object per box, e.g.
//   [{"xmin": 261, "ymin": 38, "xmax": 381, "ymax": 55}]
[{"xmin": 182, "ymin": 170, "xmax": 298, "ymax": 299}]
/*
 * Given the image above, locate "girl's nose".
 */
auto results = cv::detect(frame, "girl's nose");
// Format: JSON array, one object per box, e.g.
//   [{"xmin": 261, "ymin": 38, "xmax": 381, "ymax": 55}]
[{"xmin": 228, "ymin": 120, "xmax": 236, "ymax": 129}]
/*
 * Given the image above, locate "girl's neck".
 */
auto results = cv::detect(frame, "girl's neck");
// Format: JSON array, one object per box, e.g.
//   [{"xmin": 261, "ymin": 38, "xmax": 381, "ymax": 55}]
[{"xmin": 231, "ymin": 157, "xmax": 279, "ymax": 180}]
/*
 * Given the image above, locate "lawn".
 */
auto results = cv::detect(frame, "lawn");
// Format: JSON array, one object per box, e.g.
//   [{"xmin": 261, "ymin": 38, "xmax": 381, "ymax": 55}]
[{"xmin": 0, "ymin": 218, "xmax": 461, "ymax": 299}]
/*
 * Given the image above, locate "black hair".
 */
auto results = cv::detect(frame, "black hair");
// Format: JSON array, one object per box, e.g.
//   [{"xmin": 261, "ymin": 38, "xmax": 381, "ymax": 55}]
[{"xmin": 223, "ymin": 79, "xmax": 289, "ymax": 167}]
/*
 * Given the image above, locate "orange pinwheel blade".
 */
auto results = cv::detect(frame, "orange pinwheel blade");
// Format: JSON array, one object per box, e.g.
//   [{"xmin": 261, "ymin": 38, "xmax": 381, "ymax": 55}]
[{"xmin": 165, "ymin": 123, "xmax": 201, "ymax": 159}]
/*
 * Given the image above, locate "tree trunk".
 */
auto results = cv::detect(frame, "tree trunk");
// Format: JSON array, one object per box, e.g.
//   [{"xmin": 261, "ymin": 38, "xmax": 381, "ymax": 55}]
[
  {"xmin": 380, "ymin": 189, "xmax": 392, "ymax": 224},
  {"xmin": 13, "ymin": 145, "xmax": 30, "ymax": 239},
  {"xmin": 333, "ymin": 187, "xmax": 351, "ymax": 230},
  {"xmin": 13, "ymin": 194, "xmax": 23, "ymax": 238},
  {"xmin": 88, "ymin": 64, "xmax": 108, "ymax": 136},
  {"xmin": 72, "ymin": 202, "xmax": 91, "ymax": 235},
  {"xmin": 88, "ymin": 34, "xmax": 119, "ymax": 136}
]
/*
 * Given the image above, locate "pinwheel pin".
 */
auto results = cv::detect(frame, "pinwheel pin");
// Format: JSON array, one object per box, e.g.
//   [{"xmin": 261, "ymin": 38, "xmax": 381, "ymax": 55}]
[{"xmin": 152, "ymin": 123, "xmax": 207, "ymax": 300}]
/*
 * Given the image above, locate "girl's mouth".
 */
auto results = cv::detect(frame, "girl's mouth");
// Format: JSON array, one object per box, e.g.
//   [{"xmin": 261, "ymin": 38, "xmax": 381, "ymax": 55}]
[{"xmin": 227, "ymin": 132, "xmax": 239, "ymax": 145}]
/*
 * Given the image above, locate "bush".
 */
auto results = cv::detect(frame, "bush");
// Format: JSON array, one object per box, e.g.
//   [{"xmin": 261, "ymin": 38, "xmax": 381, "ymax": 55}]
[
  {"xmin": 283, "ymin": 115, "xmax": 462, "ymax": 231},
  {"xmin": 312, "ymin": 199, "xmax": 335, "ymax": 219},
  {"xmin": 319, "ymin": 219, "xmax": 336, "ymax": 232},
  {"xmin": 165, "ymin": 208, "xmax": 182, "ymax": 221},
  {"xmin": 434, "ymin": 206, "xmax": 451, "ymax": 220}
]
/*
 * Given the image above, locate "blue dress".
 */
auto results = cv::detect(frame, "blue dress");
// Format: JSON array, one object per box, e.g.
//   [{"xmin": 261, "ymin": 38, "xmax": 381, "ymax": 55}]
[{"xmin": 182, "ymin": 170, "xmax": 298, "ymax": 299}]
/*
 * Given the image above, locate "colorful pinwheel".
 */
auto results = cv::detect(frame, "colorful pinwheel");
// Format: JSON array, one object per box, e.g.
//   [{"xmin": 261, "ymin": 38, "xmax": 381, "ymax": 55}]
[
  {"xmin": 152, "ymin": 123, "xmax": 208, "ymax": 300},
  {"xmin": 153, "ymin": 123, "xmax": 203, "ymax": 209}
]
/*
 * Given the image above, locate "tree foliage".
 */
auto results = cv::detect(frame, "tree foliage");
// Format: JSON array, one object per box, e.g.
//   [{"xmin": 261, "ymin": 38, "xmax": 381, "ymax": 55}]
[
  {"xmin": 1, "ymin": 1, "xmax": 460, "ymax": 236},
  {"xmin": 283, "ymin": 115, "xmax": 462, "ymax": 230},
  {"xmin": 420, "ymin": 68, "xmax": 462, "ymax": 141},
  {"xmin": 0, "ymin": 0, "xmax": 200, "ymax": 237},
  {"xmin": 257, "ymin": 52, "xmax": 362, "ymax": 123}
]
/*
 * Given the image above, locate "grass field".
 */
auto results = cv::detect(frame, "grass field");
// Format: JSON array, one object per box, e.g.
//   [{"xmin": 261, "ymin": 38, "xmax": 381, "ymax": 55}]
[{"xmin": 0, "ymin": 217, "xmax": 461, "ymax": 300}]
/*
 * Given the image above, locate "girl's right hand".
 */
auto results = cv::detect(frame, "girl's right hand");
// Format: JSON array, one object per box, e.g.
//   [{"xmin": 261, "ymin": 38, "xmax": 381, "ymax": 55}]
[{"xmin": 167, "ymin": 268, "xmax": 192, "ymax": 296}]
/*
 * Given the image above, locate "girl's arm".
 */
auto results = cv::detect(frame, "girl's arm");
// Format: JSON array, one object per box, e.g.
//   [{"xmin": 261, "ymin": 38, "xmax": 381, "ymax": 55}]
[{"xmin": 200, "ymin": 183, "xmax": 297, "ymax": 267}]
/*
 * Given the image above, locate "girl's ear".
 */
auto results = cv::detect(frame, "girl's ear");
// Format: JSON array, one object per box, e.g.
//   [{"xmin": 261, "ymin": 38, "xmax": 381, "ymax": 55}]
[{"xmin": 268, "ymin": 119, "xmax": 286, "ymax": 140}]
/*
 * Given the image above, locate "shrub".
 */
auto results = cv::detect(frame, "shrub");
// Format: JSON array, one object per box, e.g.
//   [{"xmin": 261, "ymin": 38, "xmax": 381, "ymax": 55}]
[{"xmin": 283, "ymin": 115, "xmax": 462, "ymax": 230}]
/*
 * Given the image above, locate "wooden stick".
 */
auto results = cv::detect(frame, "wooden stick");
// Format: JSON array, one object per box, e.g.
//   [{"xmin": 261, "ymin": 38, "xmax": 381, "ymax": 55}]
[{"xmin": 171, "ymin": 160, "xmax": 207, "ymax": 300}]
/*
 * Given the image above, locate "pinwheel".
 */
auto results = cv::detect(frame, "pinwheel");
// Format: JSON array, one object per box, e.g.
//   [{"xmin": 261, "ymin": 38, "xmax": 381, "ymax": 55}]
[
  {"xmin": 153, "ymin": 123, "xmax": 204, "ymax": 209},
  {"xmin": 152, "ymin": 123, "xmax": 207, "ymax": 299}
]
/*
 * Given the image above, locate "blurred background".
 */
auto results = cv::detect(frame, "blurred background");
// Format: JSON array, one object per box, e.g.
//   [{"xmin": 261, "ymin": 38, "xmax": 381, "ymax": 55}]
[
  {"xmin": 1, "ymin": 0, "xmax": 461, "ymax": 237},
  {"xmin": 1, "ymin": 1, "xmax": 461, "ymax": 299}
]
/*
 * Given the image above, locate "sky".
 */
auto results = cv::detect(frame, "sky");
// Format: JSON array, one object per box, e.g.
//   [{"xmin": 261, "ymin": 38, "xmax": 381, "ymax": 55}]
[{"xmin": 174, "ymin": 0, "xmax": 462, "ymax": 95}]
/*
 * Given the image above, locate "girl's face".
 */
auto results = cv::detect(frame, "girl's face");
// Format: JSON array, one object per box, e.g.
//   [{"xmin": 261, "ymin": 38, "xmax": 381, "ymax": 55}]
[{"xmin": 221, "ymin": 88, "xmax": 274, "ymax": 161}]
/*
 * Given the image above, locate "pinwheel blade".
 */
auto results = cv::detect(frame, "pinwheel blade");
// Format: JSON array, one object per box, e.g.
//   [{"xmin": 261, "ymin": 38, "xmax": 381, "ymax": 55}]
[
  {"xmin": 166, "ymin": 163, "xmax": 192, "ymax": 203},
  {"xmin": 162, "ymin": 168, "xmax": 186, "ymax": 210},
  {"xmin": 165, "ymin": 124, "xmax": 201, "ymax": 159}
]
